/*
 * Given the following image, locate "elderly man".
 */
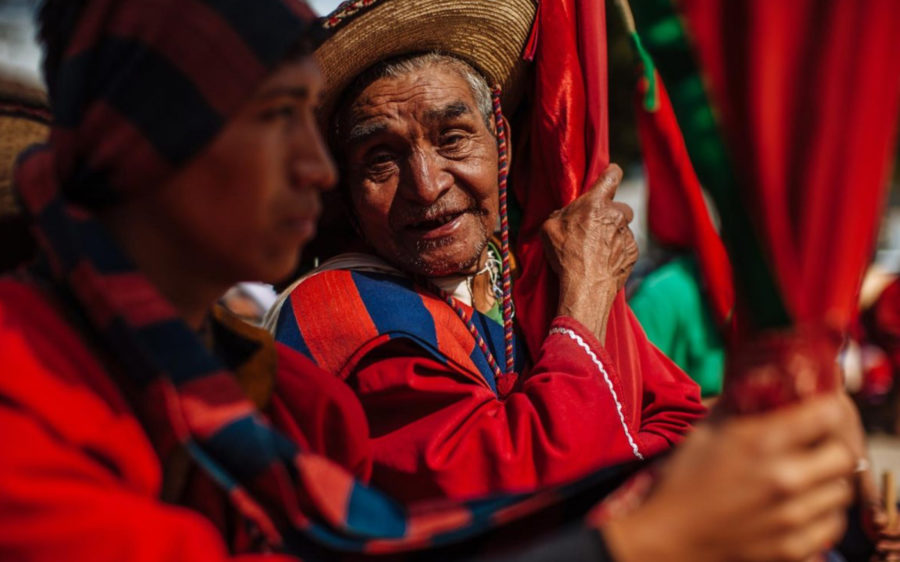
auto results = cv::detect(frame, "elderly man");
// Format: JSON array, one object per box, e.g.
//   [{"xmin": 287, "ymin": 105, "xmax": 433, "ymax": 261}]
[{"xmin": 268, "ymin": 0, "xmax": 704, "ymax": 503}]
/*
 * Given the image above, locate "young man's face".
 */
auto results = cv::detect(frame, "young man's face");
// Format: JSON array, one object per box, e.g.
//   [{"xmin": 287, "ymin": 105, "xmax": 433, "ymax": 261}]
[
  {"xmin": 152, "ymin": 56, "xmax": 336, "ymax": 284},
  {"xmin": 340, "ymin": 63, "xmax": 499, "ymax": 277}
]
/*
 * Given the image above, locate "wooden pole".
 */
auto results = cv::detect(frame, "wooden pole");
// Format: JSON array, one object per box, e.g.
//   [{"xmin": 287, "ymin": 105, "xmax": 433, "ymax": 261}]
[
  {"xmin": 885, "ymin": 470, "xmax": 897, "ymax": 528},
  {"xmin": 612, "ymin": 0, "xmax": 638, "ymax": 34}
]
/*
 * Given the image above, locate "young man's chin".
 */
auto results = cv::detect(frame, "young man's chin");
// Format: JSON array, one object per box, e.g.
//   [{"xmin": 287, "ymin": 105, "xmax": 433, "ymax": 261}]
[{"xmin": 248, "ymin": 251, "xmax": 300, "ymax": 286}]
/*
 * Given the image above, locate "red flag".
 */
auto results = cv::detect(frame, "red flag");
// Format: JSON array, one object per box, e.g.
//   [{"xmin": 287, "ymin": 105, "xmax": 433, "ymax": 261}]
[
  {"xmin": 639, "ymin": 73, "xmax": 735, "ymax": 332},
  {"xmin": 512, "ymin": 0, "xmax": 688, "ymax": 416},
  {"xmin": 631, "ymin": 0, "xmax": 900, "ymax": 412},
  {"xmin": 513, "ymin": 0, "xmax": 609, "ymax": 355},
  {"xmin": 679, "ymin": 0, "xmax": 900, "ymax": 332}
]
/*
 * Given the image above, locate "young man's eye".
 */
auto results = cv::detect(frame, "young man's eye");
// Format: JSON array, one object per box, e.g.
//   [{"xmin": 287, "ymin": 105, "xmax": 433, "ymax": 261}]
[{"xmin": 260, "ymin": 105, "xmax": 296, "ymax": 121}]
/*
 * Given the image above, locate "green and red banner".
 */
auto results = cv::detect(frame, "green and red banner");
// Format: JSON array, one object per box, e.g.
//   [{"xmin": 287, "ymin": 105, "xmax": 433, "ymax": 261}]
[
  {"xmin": 630, "ymin": 0, "xmax": 900, "ymax": 410},
  {"xmin": 516, "ymin": 0, "xmax": 900, "ymax": 412}
]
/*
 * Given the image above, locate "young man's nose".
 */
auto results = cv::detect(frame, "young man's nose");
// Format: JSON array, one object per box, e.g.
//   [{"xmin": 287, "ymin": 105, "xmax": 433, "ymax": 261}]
[{"xmin": 292, "ymin": 126, "xmax": 338, "ymax": 192}]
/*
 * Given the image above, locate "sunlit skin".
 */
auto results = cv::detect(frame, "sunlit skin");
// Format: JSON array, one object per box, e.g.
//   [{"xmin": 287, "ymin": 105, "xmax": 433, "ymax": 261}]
[
  {"xmin": 340, "ymin": 64, "xmax": 499, "ymax": 279},
  {"xmin": 99, "ymin": 56, "xmax": 336, "ymax": 329},
  {"xmin": 339, "ymin": 62, "xmax": 640, "ymax": 335}
]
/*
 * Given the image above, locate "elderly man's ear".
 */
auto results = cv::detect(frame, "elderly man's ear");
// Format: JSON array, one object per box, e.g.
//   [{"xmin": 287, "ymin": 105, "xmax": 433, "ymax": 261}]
[
  {"xmin": 495, "ymin": 114, "xmax": 513, "ymax": 169},
  {"xmin": 338, "ymin": 186, "xmax": 363, "ymax": 237}
]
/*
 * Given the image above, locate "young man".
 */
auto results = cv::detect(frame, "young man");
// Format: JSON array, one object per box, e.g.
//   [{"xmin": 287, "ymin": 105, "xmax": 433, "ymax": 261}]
[
  {"xmin": 0, "ymin": 1, "xmax": 858, "ymax": 561},
  {"xmin": 269, "ymin": 0, "xmax": 704, "ymax": 502}
]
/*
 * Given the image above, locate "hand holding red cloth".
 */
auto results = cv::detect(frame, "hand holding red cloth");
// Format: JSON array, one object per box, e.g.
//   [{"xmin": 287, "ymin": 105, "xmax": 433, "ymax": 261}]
[{"xmin": 514, "ymin": 1, "xmax": 692, "ymax": 416}]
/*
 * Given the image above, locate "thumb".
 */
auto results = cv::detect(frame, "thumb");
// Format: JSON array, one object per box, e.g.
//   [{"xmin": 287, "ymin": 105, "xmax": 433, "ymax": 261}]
[{"xmin": 592, "ymin": 164, "xmax": 624, "ymax": 201}]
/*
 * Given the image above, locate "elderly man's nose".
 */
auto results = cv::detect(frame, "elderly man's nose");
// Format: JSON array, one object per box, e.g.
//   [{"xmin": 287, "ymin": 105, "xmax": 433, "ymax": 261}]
[{"xmin": 404, "ymin": 152, "xmax": 452, "ymax": 203}]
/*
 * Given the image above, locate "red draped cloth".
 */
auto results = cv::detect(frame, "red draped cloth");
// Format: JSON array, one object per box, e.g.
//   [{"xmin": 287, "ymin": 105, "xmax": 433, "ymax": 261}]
[
  {"xmin": 673, "ymin": 0, "xmax": 900, "ymax": 411},
  {"xmin": 639, "ymin": 74, "xmax": 735, "ymax": 331},
  {"xmin": 514, "ymin": 1, "xmax": 701, "ymax": 412},
  {"xmin": 679, "ymin": 0, "xmax": 900, "ymax": 331},
  {"xmin": 515, "ymin": 0, "xmax": 900, "ymax": 412},
  {"xmin": 513, "ymin": 0, "xmax": 610, "ymax": 355}
]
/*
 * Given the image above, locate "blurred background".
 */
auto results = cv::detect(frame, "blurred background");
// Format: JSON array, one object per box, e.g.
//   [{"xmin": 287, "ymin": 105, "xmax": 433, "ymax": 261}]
[{"xmin": 309, "ymin": 0, "xmax": 342, "ymax": 14}]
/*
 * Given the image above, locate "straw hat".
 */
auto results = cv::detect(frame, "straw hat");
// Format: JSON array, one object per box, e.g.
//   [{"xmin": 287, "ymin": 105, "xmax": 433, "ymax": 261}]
[
  {"xmin": 315, "ymin": 0, "xmax": 537, "ymax": 122},
  {"xmin": 0, "ymin": 63, "xmax": 49, "ymax": 212},
  {"xmin": 0, "ymin": 101, "xmax": 49, "ymax": 219},
  {"xmin": 0, "ymin": 65, "xmax": 49, "ymax": 271}
]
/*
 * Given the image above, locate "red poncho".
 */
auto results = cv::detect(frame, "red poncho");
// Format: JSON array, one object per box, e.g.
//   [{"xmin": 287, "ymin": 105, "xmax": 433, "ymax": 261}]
[{"xmin": 273, "ymin": 265, "xmax": 703, "ymax": 502}]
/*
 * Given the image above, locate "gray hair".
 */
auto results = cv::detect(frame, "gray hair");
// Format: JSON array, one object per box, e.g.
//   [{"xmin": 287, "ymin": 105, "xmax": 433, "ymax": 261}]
[{"xmin": 332, "ymin": 52, "xmax": 495, "ymax": 145}]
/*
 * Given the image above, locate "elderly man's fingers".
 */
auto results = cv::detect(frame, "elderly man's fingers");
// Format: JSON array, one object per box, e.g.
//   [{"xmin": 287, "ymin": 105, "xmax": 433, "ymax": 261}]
[
  {"xmin": 592, "ymin": 164, "xmax": 623, "ymax": 201},
  {"xmin": 610, "ymin": 201, "xmax": 634, "ymax": 224},
  {"xmin": 625, "ymin": 239, "xmax": 639, "ymax": 264},
  {"xmin": 598, "ymin": 208, "xmax": 628, "ymax": 230}
]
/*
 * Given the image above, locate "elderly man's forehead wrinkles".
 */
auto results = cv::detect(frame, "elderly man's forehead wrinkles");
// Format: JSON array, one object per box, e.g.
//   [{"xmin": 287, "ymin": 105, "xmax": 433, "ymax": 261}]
[
  {"xmin": 424, "ymin": 101, "xmax": 472, "ymax": 123},
  {"xmin": 344, "ymin": 99, "xmax": 474, "ymax": 146}
]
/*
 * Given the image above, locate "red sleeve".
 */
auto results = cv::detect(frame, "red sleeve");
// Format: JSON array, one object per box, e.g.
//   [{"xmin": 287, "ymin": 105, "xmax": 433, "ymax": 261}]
[
  {"xmin": 604, "ymin": 296, "xmax": 707, "ymax": 458},
  {"xmin": 350, "ymin": 315, "xmax": 700, "ymax": 502},
  {"xmin": 267, "ymin": 344, "xmax": 373, "ymax": 481}
]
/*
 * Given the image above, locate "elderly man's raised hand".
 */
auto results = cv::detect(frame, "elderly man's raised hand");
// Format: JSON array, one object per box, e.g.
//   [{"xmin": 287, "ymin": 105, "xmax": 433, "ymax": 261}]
[
  {"xmin": 602, "ymin": 395, "xmax": 857, "ymax": 562},
  {"xmin": 541, "ymin": 164, "xmax": 639, "ymax": 341}
]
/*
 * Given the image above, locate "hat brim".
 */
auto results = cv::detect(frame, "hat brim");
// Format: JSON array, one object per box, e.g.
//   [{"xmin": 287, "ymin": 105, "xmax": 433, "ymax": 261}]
[
  {"xmin": 0, "ymin": 111, "xmax": 49, "ymax": 218},
  {"xmin": 315, "ymin": 0, "xmax": 537, "ymax": 123}
]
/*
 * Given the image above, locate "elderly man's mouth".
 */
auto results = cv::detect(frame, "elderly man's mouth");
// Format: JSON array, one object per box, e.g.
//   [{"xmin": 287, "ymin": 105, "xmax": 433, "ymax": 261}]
[{"xmin": 405, "ymin": 210, "xmax": 470, "ymax": 239}]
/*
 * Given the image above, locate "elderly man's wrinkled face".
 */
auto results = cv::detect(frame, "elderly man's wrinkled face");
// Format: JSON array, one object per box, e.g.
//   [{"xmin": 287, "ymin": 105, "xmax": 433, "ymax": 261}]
[{"xmin": 340, "ymin": 64, "xmax": 499, "ymax": 277}]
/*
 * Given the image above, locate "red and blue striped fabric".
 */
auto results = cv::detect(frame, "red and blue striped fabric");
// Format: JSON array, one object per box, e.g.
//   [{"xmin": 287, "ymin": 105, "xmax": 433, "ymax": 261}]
[
  {"xmin": 273, "ymin": 269, "xmax": 527, "ymax": 395},
  {"xmin": 12, "ymin": 0, "xmax": 639, "ymax": 557}
]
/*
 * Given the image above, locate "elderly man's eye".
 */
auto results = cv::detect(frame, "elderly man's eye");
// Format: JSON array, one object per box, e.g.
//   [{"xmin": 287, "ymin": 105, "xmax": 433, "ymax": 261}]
[
  {"xmin": 439, "ymin": 131, "xmax": 473, "ymax": 154},
  {"xmin": 363, "ymin": 151, "xmax": 397, "ymax": 179},
  {"xmin": 441, "ymin": 133, "xmax": 465, "ymax": 146},
  {"xmin": 367, "ymin": 152, "xmax": 394, "ymax": 166}
]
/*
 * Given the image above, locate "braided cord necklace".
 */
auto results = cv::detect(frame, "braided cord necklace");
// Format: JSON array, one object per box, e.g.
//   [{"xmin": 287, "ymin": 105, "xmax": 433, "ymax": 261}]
[
  {"xmin": 421, "ymin": 86, "xmax": 516, "ymax": 389},
  {"xmin": 493, "ymin": 86, "xmax": 516, "ymax": 376}
]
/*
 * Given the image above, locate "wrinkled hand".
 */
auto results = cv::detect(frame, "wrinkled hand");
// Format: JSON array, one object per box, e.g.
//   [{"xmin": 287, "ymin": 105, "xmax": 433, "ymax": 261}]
[
  {"xmin": 541, "ymin": 164, "xmax": 638, "ymax": 341},
  {"xmin": 603, "ymin": 396, "xmax": 856, "ymax": 562}
]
